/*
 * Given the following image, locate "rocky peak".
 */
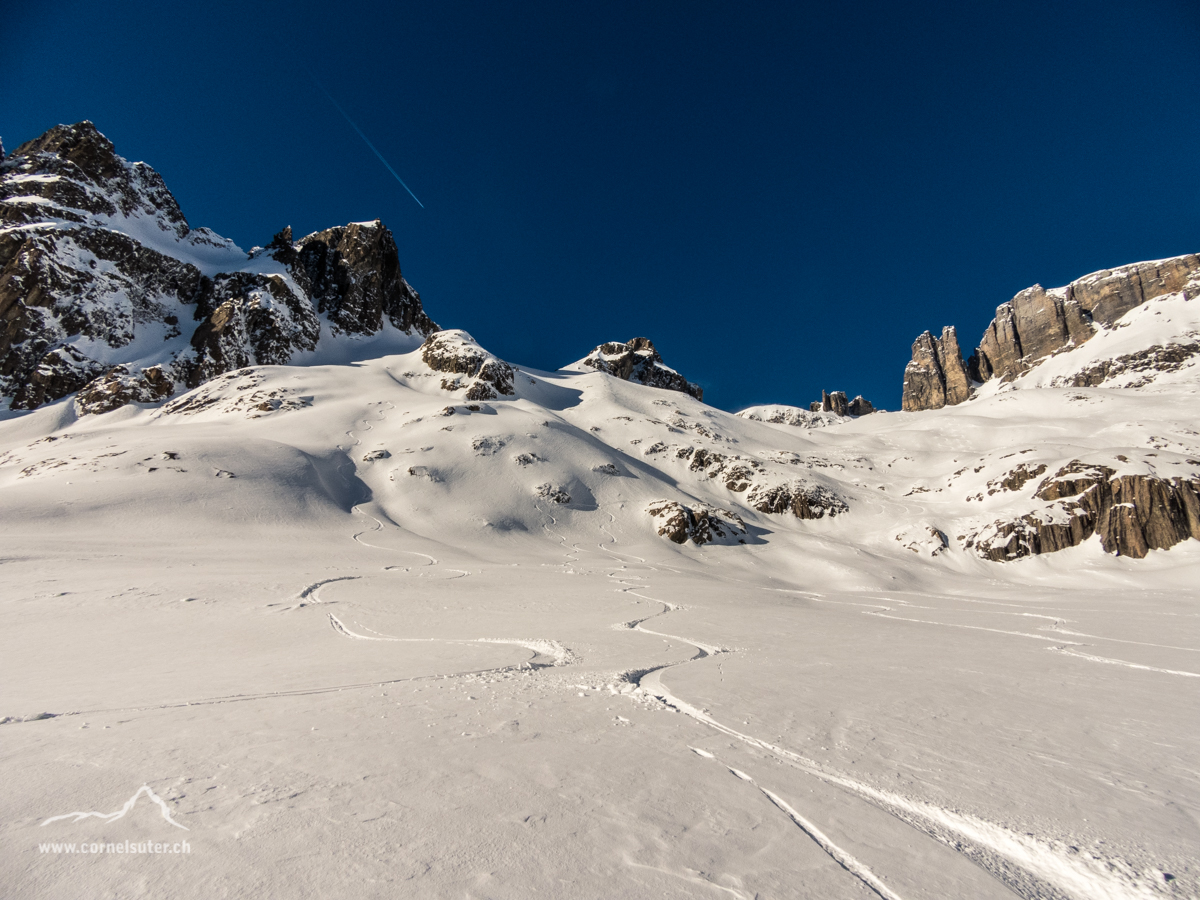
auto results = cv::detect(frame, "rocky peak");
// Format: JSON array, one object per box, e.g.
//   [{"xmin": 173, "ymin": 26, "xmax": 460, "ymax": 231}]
[
  {"xmin": 578, "ymin": 337, "xmax": 702, "ymax": 400},
  {"xmin": 901, "ymin": 326, "xmax": 971, "ymax": 411},
  {"xmin": 902, "ymin": 253, "xmax": 1200, "ymax": 410},
  {"xmin": 0, "ymin": 121, "xmax": 439, "ymax": 414},
  {"xmin": 1, "ymin": 121, "xmax": 188, "ymax": 237},
  {"xmin": 294, "ymin": 221, "xmax": 436, "ymax": 337}
]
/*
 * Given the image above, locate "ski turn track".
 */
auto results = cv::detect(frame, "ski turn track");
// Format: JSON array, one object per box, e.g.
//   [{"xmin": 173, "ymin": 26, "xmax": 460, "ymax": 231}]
[{"xmin": 618, "ymin": 588, "xmax": 1172, "ymax": 900}]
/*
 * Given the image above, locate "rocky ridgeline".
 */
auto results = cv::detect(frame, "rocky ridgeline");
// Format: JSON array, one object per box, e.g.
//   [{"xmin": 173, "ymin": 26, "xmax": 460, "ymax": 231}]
[
  {"xmin": 579, "ymin": 337, "xmax": 703, "ymax": 400},
  {"xmin": 968, "ymin": 461, "xmax": 1200, "ymax": 560},
  {"xmin": 0, "ymin": 122, "xmax": 438, "ymax": 414},
  {"xmin": 901, "ymin": 253, "xmax": 1200, "ymax": 410}
]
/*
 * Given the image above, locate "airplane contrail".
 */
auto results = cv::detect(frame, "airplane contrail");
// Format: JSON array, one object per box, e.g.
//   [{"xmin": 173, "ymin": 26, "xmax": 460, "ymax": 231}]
[{"xmin": 309, "ymin": 73, "xmax": 425, "ymax": 209}]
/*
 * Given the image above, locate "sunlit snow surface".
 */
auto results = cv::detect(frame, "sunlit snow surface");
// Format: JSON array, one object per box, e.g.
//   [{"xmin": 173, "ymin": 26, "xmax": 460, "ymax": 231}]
[{"xmin": 1, "ymin": 306, "xmax": 1198, "ymax": 899}]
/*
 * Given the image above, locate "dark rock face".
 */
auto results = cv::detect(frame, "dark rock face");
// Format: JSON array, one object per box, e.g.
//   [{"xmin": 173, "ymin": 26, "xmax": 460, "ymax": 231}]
[
  {"xmin": 0, "ymin": 121, "xmax": 188, "ymax": 235},
  {"xmin": 0, "ymin": 121, "xmax": 438, "ymax": 413},
  {"xmin": 647, "ymin": 500, "xmax": 746, "ymax": 545},
  {"xmin": 183, "ymin": 273, "xmax": 321, "ymax": 389},
  {"xmin": 969, "ymin": 461, "xmax": 1200, "ymax": 560},
  {"xmin": 420, "ymin": 330, "xmax": 515, "ymax": 401},
  {"xmin": 822, "ymin": 390, "xmax": 848, "ymax": 416},
  {"xmin": 294, "ymin": 221, "xmax": 435, "ymax": 337},
  {"xmin": 847, "ymin": 395, "xmax": 874, "ymax": 416},
  {"xmin": 579, "ymin": 337, "xmax": 703, "ymax": 400},
  {"xmin": 901, "ymin": 326, "xmax": 971, "ymax": 411},
  {"xmin": 902, "ymin": 253, "xmax": 1200, "ymax": 409},
  {"xmin": 972, "ymin": 285, "xmax": 1093, "ymax": 382},
  {"xmin": 10, "ymin": 346, "xmax": 105, "ymax": 410}
]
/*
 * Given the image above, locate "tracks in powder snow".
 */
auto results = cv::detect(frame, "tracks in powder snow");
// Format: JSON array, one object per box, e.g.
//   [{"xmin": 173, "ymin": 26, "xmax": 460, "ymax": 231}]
[{"xmin": 606, "ymin": 574, "xmax": 1175, "ymax": 900}]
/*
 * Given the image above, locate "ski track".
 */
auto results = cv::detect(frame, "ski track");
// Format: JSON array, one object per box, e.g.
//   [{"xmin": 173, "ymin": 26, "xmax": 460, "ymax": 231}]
[
  {"xmin": 793, "ymin": 594, "xmax": 1198, "ymax": 679},
  {"xmin": 688, "ymin": 747, "xmax": 907, "ymax": 900},
  {"xmin": 619, "ymin": 590, "xmax": 1171, "ymax": 900},
  {"xmin": 328, "ymin": 613, "xmax": 575, "ymax": 667},
  {"xmin": 1047, "ymin": 646, "xmax": 1200, "ymax": 678}
]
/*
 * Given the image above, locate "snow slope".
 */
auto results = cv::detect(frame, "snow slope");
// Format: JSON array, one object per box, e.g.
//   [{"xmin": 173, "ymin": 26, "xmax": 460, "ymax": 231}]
[{"xmin": 0, "ymin": 293, "xmax": 1198, "ymax": 899}]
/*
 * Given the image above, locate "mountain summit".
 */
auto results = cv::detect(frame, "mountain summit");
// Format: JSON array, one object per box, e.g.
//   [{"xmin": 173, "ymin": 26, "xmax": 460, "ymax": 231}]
[{"xmin": 0, "ymin": 122, "xmax": 438, "ymax": 413}]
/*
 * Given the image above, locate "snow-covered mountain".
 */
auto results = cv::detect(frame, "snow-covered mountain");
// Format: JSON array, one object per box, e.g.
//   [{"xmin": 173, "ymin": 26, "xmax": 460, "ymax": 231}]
[
  {"xmin": 2, "ymin": 122, "xmax": 1199, "ymax": 900},
  {"xmin": 0, "ymin": 122, "xmax": 437, "ymax": 412}
]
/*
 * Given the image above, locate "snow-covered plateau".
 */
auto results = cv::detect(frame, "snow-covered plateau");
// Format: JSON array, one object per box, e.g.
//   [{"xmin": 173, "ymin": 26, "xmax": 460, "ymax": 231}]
[{"xmin": 2, "ymin": 123, "xmax": 1198, "ymax": 900}]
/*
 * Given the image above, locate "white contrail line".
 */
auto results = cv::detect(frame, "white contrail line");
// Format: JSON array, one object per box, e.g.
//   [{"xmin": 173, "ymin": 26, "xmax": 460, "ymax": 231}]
[
  {"xmin": 309, "ymin": 72, "xmax": 425, "ymax": 209},
  {"xmin": 41, "ymin": 785, "xmax": 189, "ymax": 830}
]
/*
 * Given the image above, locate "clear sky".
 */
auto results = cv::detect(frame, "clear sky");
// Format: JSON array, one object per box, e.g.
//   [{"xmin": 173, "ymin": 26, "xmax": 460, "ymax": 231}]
[{"xmin": 5, "ymin": 1, "xmax": 1199, "ymax": 410}]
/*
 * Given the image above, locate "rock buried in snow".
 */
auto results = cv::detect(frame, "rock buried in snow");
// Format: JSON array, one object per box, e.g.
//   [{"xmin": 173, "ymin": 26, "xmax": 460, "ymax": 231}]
[
  {"xmin": 420, "ymin": 330, "xmax": 515, "ymax": 401},
  {"xmin": 535, "ymin": 483, "xmax": 571, "ymax": 504},
  {"xmin": 362, "ymin": 449, "xmax": 391, "ymax": 462},
  {"xmin": 895, "ymin": 525, "xmax": 950, "ymax": 556},
  {"xmin": 472, "ymin": 436, "xmax": 505, "ymax": 456},
  {"xmin": 647, "ymin": 500, "xmax": 746, "ymax": 545}
]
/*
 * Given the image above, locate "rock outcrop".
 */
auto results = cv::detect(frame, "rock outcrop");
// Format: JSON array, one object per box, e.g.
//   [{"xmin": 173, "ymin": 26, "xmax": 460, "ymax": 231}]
[
  {"xmin": 745, "ymin": 480, "xmax": 848, "ymax": 520},
  {"xmin": 74, "ymin": 365, "xmax": 174, "ymax": 415},
  {"xmin": 901, "ymin": 326, "xmax": 971, "ymax": 411},
  {"xmin": 578, "ymin": 338, "xmax": 702, "ymax": 400},
  {"xmin": 293, "ymin": 222, "xmax": 435, "ymax": 337},
  {"xmin": 968, "ymin": 461, "xmax": 1200, "ymax": 560},
  {"xmin": 647, "ymin": 500, "xmax": 746, "ymax": 545},
  {"xmin": 420, "ymin": 330, "xmax": 515, "ymax": 401},
  {"xmin": 902, "ymin": 253, "xmax": 1200, "ymax": 410},
  {"xmin": 0, "ymin": 121, "xmax": 438, "ymax": 413},
  {"xmin": 970, "ymin": 285, "xmax": 1093, "ymax": 382}
]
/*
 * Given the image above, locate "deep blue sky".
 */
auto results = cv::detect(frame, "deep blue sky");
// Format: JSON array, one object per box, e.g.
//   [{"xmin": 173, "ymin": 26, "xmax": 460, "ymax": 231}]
[{"xmin": 6, "ymin": 2, "xmax": 1199, "ymax": 410}]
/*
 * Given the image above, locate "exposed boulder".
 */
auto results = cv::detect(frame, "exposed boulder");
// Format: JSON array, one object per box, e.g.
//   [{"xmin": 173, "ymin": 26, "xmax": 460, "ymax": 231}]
[
  {"xmin": 901, "ymin": 326, "xmax": 971, "ymax": 411},
  {"xmin": 647, "ymin": 500, "xmax": 746, "ymax": 545},
  {"xmin": 74, "ymin": 365, "xmax": 174, "ymax": 415},
  {"xmin": 535, "ymin": 483, "xmax": 571, "ymax": 504},
  {"xmin": 746, "ymin": 480, "xmax": 847, "ymax": 520},
  {"xmin": 968, "ymin": 461, "xmax": 1200, "ymax": 560},
  {"xmin": 0, "ymin": 121, "xmax": 439, "ymax": 412},
  {"xmin": 578, "ymin": 337, "xmax": 702, "ymax": 400},
  {"xmin": 847, "ymin": 395, "xmax": 874, "ymax": 416},
  {"xmin": 420, "ymin": 330, "xmax": 515, "ymax": 401}
]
